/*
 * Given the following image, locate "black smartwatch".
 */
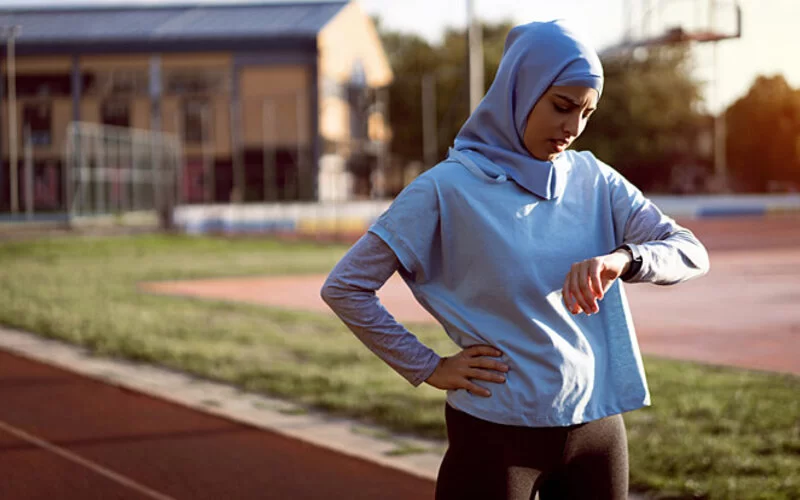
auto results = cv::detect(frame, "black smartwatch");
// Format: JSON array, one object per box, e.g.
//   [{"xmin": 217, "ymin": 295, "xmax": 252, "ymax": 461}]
[{"xmin": 615, "ymin": 244, "xmax": 643, "ymax": 282}]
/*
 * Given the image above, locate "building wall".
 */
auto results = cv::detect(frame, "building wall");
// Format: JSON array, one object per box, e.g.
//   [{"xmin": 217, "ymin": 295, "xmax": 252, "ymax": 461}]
[
  {"xmin": 0, "ymin": 6, "xmax": 394, "ymax": 208},
  {"xmin": 1, "ymin": 56, "xmax": 72, "ymax": 73},
  {"xmin": 1, "ymin": 53, "xmax": 239, "ymax": 160},
  {"xmin": 318, "ymin": 1, "xmax": 392, "ymax": 88},
  {"xmin": 0, "ymin": 53, "xmax": 315, "ymax": 159},
  {"xmin": 239, "ymin": 65, "xmax": 311, "ymax": 149},
  {"xmin": 1, "ymin": 55, "xmax": 73, "ymax": 160},
  {"xmin": 1, "ymin": 52, "xmax": 320, "ymax": 207},
  {"xmin": 161, "ymin": 53, "xmax": 232, "ymax": 158},
  {"xmin": 318, "ymin": 1, "xmax": 393, "ymax": 150}
]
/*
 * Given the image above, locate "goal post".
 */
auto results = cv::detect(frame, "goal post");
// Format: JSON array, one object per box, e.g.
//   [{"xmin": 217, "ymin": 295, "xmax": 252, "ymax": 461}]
[{"xmin": 64, "ymin": 122, "xmax": 182, "ymax": 228}]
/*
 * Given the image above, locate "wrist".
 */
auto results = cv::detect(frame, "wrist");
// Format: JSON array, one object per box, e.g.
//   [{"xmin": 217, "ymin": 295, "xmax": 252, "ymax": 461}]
[
  {"xmin": 613, "ymin": 247, "xmax": 633, "ymax": 275},
  {"xmin": 425, "ymin": 356, "xmax": 446, "ymax": 381},
  {"xmin": 614, "ymin": 244, "xmax": 643, "ymax": 281}
]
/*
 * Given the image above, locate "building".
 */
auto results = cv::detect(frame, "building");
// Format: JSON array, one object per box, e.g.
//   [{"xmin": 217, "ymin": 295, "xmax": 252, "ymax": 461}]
[{"xmin": 0, "ymin": 0, "xmax": 393, "ymax": 214}]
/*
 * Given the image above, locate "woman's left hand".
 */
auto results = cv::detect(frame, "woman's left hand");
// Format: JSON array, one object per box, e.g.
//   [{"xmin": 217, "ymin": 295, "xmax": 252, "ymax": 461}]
[{"xmin": 562, "ymin": 250, "xmax": 632, "ymax": 315}]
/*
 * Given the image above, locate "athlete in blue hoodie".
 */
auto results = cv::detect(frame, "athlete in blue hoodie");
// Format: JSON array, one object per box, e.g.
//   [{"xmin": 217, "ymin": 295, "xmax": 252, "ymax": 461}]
[{"xmin": 322, "ymin": 20, "xmax": 709, "ymax": 499}]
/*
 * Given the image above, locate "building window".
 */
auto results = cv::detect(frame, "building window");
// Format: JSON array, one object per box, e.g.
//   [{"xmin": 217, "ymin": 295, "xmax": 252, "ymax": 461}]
[
  {"xmin": 3, "ymin": 73, "xmax": 71, "ymax": 98},
  {"xmin": 166, "ymin": 70, "xmax": 228, "ymax": 96},
  {"xmin": 22, "ymin": 103, "xmax": 52, "ymax": 147},
  {"xmin": 86, "ymin": 69, "xmax": 148, "ymax": 97},
  {"xmin": 183, "ymin": 99, "xmax": 212, "ymax": 144},
  {"xmin": 101, "ymin": 100, "xmax": 131, "ymax": 128}
]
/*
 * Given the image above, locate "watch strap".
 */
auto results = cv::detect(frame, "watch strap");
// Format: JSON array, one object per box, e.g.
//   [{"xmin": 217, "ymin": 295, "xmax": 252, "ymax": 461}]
[{"xmin": 615, "ymin": 244, "xmax": 643, "ymax": 282}]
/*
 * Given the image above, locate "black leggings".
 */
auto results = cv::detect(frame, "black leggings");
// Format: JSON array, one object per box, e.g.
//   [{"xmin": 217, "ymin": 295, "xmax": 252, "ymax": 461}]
[{"xmin": 436, "ymin": 404, "xmax": 629, "ymax": 500}]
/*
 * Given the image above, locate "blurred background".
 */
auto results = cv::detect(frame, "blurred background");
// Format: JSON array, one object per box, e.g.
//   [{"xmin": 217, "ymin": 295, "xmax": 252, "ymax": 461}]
[
  {"xmin": 0, "ymin": 3, "xmax": 798, "ymax": 499},
  {"xmin": 0, "ymin": 0, "xmax": 798, "ymax": 236}
]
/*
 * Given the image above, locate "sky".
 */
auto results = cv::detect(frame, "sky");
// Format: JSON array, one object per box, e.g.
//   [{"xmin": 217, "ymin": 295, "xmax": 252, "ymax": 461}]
[
  {"xmin": 358, "ymin": 0, "xmax": 800, "ymax": 112},
  {"xmin": 2, "ymin": 0, "xmax": 799, "ymax": 111}
]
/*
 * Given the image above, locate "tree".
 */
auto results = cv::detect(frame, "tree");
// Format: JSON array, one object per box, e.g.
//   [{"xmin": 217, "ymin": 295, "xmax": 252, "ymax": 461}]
[
  {"xmin": 724, "ymin": 75, "xmax": 800, "ymax": 192},
  {"xmin": 378, "ymin": 20, "xmax": 513, "ymax": 168},
  {"xmin": 574, "ymin": 45, "xmax": 706, "ymax": 192},
  {"xmin": 379, "ymin": 30, "xmax": 439, "ymax": 167},
  {"xmin": 378, "ymin": 24, "xmax": 706, "ymax": 193}
]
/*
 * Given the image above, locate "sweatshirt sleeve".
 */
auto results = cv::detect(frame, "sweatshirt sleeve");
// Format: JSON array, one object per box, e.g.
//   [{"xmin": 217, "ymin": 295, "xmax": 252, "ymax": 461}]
[
  {"xmin": 608, "ymin": 167, "xmax": 711, "ymax": 285},
  {"xmin": 320, "ymin": 232, "xmax": 441, "ymax": 386}
]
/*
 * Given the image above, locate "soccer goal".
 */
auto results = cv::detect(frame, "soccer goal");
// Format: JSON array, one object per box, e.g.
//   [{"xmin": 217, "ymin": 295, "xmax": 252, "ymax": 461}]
[{"xmin": 64, "ymin": 122, "xmax": 182, "ymax": 225}]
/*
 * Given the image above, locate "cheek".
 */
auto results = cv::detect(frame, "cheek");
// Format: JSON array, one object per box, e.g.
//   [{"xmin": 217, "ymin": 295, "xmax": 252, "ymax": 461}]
[
  {"xmin": 524, "ymin": 111, "xmax": 549, "ymax": 142},
  {"xmin": 577, "ymin": 117, "xmax": 590, "ymax": 136}
]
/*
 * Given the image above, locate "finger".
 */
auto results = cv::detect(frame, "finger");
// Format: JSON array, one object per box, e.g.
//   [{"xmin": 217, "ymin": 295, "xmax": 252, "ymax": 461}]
[
  {"xmin": 577, "ymin": 262, "xmax": 598, "ymax": 312},
  {"xmin": 566, "ymin": 284, "xmax": 581, "ymax": 314},
  {"xmin": 562, "ymin": 273, "xmax": 572, "ymax": 310},
  {"xmin": 463, "ymin": 380, "xmax": 491, "ymax": 397},
  {"xmin": 470, "ymin": 357, "xmax": 510, "ymax": 373},
  {"xmin": 590, "ymin": 260, "xmax": 604, "ymax": 300},
  {"xmin": 564, "ymin": 268, "xmax": 582, "ymax": 314},
  {"xmin": 464, "ymin": 345, "xmax": 503, "ymax": 358},
  {"xmin": 569, "ymin": 266, "xmax": 589, "ymax": 314},
  {"xmin": 466, "ymin": 368, "xmax": 507, "ymax": 384}
]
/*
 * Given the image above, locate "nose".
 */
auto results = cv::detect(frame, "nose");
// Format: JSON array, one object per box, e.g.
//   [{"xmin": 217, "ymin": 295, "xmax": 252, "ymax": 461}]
[{"xmin": 562, "ymin": 112, "xmax": 582, "ymax": 139}]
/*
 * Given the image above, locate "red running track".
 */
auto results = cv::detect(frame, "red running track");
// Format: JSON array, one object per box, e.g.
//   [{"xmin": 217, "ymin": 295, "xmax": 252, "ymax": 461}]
[
  {"xmin": 0, "ymin": 350, "xmax": 435, "ymax": 499},
  {"xmin": 4, "ymin": 215, "xmax": 796, "ymax": 499}
]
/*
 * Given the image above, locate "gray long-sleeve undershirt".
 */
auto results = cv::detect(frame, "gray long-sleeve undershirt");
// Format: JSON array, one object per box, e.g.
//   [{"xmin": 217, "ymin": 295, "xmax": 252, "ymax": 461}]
[{"xmin": 321, "ymin": 233, "xmax": 440, "ymax": 386}]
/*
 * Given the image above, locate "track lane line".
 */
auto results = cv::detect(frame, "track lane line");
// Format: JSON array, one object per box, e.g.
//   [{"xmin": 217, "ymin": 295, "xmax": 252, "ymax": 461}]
[{"xmin": 0, "ymin": 418, "xmax": 176, "ymax": 500}]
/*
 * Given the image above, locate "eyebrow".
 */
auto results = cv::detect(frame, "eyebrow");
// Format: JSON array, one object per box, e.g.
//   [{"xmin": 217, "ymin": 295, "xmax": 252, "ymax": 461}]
[{"xmin": 554, "ymin": 93, "xmax": 596, "ymax": 111}]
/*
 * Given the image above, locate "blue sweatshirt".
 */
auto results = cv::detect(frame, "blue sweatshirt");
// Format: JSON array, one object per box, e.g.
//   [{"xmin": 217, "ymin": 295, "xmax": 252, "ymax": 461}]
[{"xmin": 322, "ymin": 148, "xmax": 709, "ymax": 427}]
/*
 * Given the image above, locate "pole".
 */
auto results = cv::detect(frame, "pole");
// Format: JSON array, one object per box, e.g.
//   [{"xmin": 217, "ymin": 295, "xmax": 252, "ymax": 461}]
[
  {"xmin": 201, "ymin": 104, "xmax": 213, "ymax": 204},
  {"xmin": 6, "ymin": 26, "xmax": 20, "ymax": 213},
  {"xmin": 421, "ymin": 73, "xmax": 438, "ymax": 168},
  {"xmin": 262, "ymin": 98, "xmax": 276, "ymax": 201},
  {"xmin": 466, "ymin": 0, "xmax": 484, "ymax": 114},
  {"xmin": 623, "ymin": 0, "xmax": 632, "ymax": 46},
  {"xmin": 710, "ymin": 0, "xmax": 727, "ymax": 190},
  {"xmin": 376, "ymin": 87, "xmax": 388, "ymax": 199},
  {"xmin": 24, "ymin": 123, "xmax": 32, "ymax": 220},
  {"xmin": 295, "ymin": 91, "xmax": 305, "ymax": 200}
]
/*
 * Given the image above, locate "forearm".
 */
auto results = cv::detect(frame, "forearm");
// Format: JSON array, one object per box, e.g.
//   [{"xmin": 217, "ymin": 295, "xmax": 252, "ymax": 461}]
[
  {"xmin": 624, "ymin": 228, "xmax": 710, "ymax": 285},
  {"xmin": 320, "ymin": 233, "xmax": 441, "ymax": 386}
]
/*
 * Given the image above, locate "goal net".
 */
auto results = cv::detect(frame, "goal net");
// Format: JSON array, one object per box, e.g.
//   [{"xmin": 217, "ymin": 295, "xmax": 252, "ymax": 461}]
[{"xmin": 64, "ymin": 122, "xmax": 182, "ymax": 223}]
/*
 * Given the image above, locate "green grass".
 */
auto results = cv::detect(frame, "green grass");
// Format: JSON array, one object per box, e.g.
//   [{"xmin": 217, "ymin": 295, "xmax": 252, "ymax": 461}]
[{"xmin": 0, "ymin": 234, "xmax": 798, "ymax": 499}]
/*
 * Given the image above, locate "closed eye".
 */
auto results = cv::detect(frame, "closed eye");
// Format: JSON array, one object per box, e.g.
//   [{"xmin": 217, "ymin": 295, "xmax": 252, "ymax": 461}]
[{"xmin": 553, "ymin": 103, "xmax": 571, "ymax": 113}]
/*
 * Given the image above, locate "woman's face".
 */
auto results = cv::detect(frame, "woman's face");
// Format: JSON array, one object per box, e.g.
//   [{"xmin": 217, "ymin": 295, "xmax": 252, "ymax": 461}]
[{"xmin": 522, "ymin": 85, "xmax": 598, "ymax": 161}]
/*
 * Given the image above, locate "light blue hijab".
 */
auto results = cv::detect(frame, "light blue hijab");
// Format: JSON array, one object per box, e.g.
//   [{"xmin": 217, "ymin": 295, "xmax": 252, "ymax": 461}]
[{"xmin": 452, "ymin": 20, "xmax": 604, "ymax": 200}]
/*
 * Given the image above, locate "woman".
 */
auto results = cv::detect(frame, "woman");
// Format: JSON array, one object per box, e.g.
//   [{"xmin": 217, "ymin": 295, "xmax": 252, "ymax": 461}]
[{"xmin": 321, "ymin": 20, "xmax": 709, "ymax": 499}]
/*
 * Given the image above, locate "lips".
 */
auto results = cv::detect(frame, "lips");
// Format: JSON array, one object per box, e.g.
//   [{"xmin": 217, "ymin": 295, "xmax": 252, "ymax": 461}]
[{"xmin": 549, "ymin": 139, "xmax": 570, "ymax": 152}]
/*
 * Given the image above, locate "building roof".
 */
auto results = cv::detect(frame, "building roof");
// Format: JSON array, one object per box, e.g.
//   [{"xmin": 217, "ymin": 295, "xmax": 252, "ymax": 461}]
[{"xmin": 0, "ymin": 1, "xmax": 347, "ymax": 52}]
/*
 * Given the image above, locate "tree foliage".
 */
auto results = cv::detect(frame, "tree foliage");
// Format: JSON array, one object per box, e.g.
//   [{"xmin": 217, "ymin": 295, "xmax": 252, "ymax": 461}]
[
  {"xmin": 575, "ymin": 45, "xmax": 706, "ymax": 191},
  {"xmin": 379, "ymin": 21, "xmax": 514, "ymax": 168},
  {"xmin": 724, "ymin": 75, "xmax": 800, "ymax": 192},
  {"xmin": 377, "ymin": 24, "xmax": 711, "ymax": 192}
]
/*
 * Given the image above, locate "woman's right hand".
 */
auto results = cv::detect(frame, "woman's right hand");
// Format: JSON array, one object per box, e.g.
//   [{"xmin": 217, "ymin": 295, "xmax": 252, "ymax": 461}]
[{"xmin": 424, "ymin": 345, "xmax": 509, "ymax": 397}]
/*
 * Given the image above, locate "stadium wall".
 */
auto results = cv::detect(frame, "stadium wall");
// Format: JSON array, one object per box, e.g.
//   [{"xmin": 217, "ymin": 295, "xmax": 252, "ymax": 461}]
[{"xmin": 174, "ymin": 194, "xmax": 800, "ymax": 236}]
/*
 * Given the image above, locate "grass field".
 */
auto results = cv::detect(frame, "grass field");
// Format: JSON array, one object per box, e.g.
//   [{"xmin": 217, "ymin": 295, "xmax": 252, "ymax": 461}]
[{"xmin": 0, "ymin": 234, "xmax": 797, "ymax": 499}]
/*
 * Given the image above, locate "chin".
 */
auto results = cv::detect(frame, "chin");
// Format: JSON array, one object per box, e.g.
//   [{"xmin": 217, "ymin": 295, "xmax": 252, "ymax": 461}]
[{"xmin": 529, "ymin": 150, "xmax": 550, "ymax": 162}]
